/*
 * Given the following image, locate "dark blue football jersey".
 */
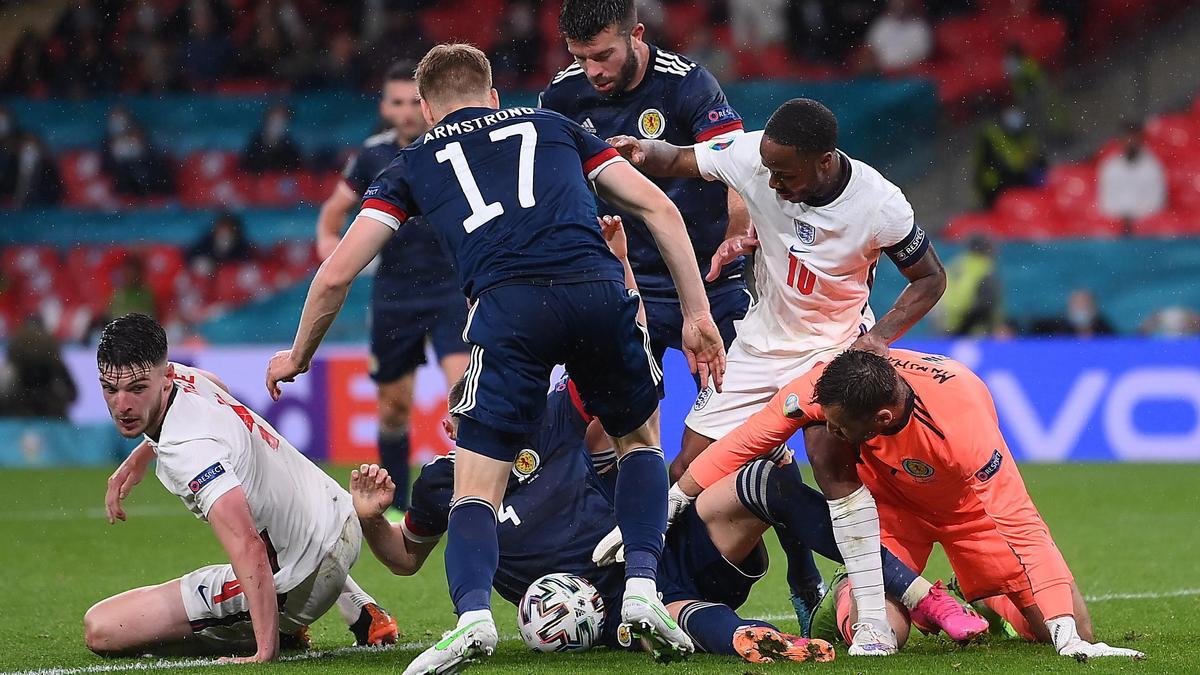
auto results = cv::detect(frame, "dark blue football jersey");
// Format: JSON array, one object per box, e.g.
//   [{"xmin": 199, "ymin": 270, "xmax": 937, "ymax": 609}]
[
  {"xmin": 405, "ymin": 375, "xmax": 624, "ymax": 606},
  {"xmin": 343, "ymin": 130, "xmax": 459, "ymax": 308},
  {"xmin": 360, "ymin": 107, "xmax": 625, "ymax": 301},
  {"xmin": 539, "ymin": 45, "xmax": 746, "ymax": 298}
]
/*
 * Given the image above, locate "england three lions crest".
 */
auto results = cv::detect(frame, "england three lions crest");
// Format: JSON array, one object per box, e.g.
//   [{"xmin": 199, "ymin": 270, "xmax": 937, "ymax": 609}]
[{"xmin": 794, "ymin": 219, "xmax": 816, "ymax": 245}]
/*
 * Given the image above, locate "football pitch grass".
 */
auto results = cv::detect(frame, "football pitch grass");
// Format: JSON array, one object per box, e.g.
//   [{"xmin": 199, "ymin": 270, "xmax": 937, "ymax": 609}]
[{"xmin": 1, "ymin": 463, "xmax": 1196, "ymax": 674}]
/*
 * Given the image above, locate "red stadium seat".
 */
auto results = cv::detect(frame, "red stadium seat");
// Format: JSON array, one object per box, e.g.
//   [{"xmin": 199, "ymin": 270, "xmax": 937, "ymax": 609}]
[
  {"xmin": 926, "ymin": 54, "xmax": 1008, "ymax": 108},
  {"xmin": 1046, "ymin": 163, "xmax": 1099, "ymax": 216},
  {"xmin": 1002, "ymin": 15, "xmax": 1067, "ymax": 66},
  {"xmin": 250, "ymin": 172, "xmax": 305, "ymax": 207},
  {"xmin": 1167, "ymin": 162, "xmax": 1200, "ymax": 212},
  {"xmin": 1143, "ymin": 113, "xmax": 1200, "ymax": 163},
  {"xmin": 59, "ymin": 151, "xmax": 118, "ymax": 209},
  {"xmin": 420, "ymin": 0, "xmax": 507, "ymax": 53},
  {"xmin": 2, "ymin": 245, "xmax": 59, "ymax": 280},
  {"xmin": 1133, "ymin": 210, "xmax": 1200, "ymax": 238},
  {"xmin": 936, "ymin": 16, "xmax": 1002, "ymax": 59},
  {"xmin": 942, "ymin": 211, "xmax": 1001, "ymax": 241},
  {"xmin": 993, "ymin": 188, "xmax": 1059, "ymax": 239},
  {"xmin": 179, "ymin": 151, "xmax": 246, "ymax": 208},
  {"xmin": 1058, "ymin": 212, "xmax": 1125, "ymax": 238}
]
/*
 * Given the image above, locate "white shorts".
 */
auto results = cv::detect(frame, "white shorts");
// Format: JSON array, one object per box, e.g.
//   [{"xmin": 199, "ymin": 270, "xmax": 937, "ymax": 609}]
[
  {"xmin": 179, "ymin": 515, "xmax": 361, "ymax": 648},
  {"xmin": 685, "ymin": 337, "xmax": 852, "ymax": 440}
]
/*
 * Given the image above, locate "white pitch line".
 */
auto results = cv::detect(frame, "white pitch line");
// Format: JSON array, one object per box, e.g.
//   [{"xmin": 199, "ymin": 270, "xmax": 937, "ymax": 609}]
[
  {"xmin": 7, "ymin": 588, "xmax": 1198, "ymax": 675},
  {"xmin": 0, "ymin": 505, "xmax": 180, "ymax": 522}
]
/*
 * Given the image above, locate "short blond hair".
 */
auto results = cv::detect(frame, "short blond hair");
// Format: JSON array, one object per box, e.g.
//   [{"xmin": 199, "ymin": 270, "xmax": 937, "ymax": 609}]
[{"xmin": 415, "ymin": 43, "xmax": 493, "ymax": 106}]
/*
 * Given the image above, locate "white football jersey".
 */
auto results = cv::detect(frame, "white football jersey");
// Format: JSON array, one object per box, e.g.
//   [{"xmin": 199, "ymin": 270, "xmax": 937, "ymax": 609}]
[
  {"xmin": 694, "ymin": 131, "xmax": 926, "ymax": 356},
  {"xmin": 148, "ymin": 363, "xmax": 353, "ymax": 593}
]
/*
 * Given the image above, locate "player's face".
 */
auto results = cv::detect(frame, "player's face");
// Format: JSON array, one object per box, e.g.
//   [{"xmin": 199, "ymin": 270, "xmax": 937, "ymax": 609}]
[
  {"xmin": 380, "ymin": 80, "xmax": 426, "ymax": 141},
  {"xmin": 99, "ymin": 363, "xmax": 171, "ymax": 438},
  {"xmin": 759, "ymin": 137, "xmax": 836, "ymax": 204},
  {"xmin": 565, "ymin": 24, "xmax": 644, "ymax": 96},
  {"xmin": 822, "ymin": 405, "xmax": 882, "ymax": 446}
]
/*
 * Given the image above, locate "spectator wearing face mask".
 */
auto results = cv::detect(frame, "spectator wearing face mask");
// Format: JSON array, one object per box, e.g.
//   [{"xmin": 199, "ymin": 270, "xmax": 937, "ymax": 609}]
[
  {"xmin": 974, "ymin": 106, "xmax": 1047, "ymax": 208},
  {"xmin": 187, "ymin": 212, "xmax": 254, "ymax": 274},
  {"xmin": 864, "ymin": 0, "xmax": 933, "ymax": 74},
  {"xmin": 1030, "ymin": 289, "xmax": 1116, "ymax": 338},
  {"xmin": 241, "ymin": 103, "xmax": 304, "ymax": 173},
  {"xmin": 103, "ymin": 115, "xmax": 175, "ymax": 198},
  {"xmin": 11, "ymin": 132, "xmax": 61, "ymax": 209},
  {"xmin": 1098, "ymin": 121, "xmax": 1167, "ymax": 226}
]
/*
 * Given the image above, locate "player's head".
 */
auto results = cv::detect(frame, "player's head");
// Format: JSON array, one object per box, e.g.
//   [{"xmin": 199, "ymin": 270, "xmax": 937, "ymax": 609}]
[
  {"xmin": 813, "ymin": 350, "xmax": 904, "ymax": 445},
  {"xmin": 380, "ymin": 63, "xmax": 426, "ymax": 141},
  {"xmin": 96, "ymin": 313, "xmax": 174, "ymax": 439},
  {"xmin": 760, "ymin": 98, "xmax": 840, "ymax": 204},
  {"xmin": 559, "ymin": 0, "xmax": 644, "ymax": 96},
  {"xmin": 443, "ymin": 375, "xmax": 468, "ymax": 441},
  {"xmin": 414, "ymin": 43, "xmax": 500, "ymax": 125}
]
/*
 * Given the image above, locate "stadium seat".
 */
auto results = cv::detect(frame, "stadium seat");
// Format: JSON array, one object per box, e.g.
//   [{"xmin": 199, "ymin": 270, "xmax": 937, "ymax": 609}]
[
  {"xmin": 1168, "ymin": 161, "xmax": 1200, "ymax": 212},
  {"xmin": 936, "ymin": 16, "xmax": 1002, "ymax": 59},
  {"xmin": 59, "ymin": 151, "xmax": 118, "ymax": 209},
  {"xmin": 2, "ymin": 245, "xmax": 59, "ymax": 280},
  {"xmin": 1143, "ymin": 113, "xmax": 1200, "ymax": 163},
  {"xmin": 1003, "ymin": 15, "xmax": 1067, "ymax": 66},
  {"xmin": 250, "ymin": 173, "xmax": 306, "ymax": 208},
  {"xmin": 1134, "ymin": 210, "xmax": 1200, "ymax": 237},
  {"xmin": 1046, "ymin": 163, "xmax": 1099, "ymax": 216},
  {"xmin": 942, "ymin": 211, "xmax": 1001, "ymax": 241},
  {"xmin": 1058, "ymin": 212, "xmax": 1125, "ymax": 238},
  {"xmin": 180, "ymin": 151, "xmax": 246, "ymax": 208},
  {"xmin": 420, "ymin": 0, "xmax": 506, "ymax": 53},
  {"xmin": 993, "ymin": 188, "xmax": 1060, "ymax": 239}
]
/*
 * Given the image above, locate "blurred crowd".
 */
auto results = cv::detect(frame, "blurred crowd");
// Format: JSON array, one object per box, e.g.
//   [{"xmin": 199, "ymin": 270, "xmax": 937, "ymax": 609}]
[{"xmin": 1, "ymin": 0, "xmax": 1091, "ymax": 98}]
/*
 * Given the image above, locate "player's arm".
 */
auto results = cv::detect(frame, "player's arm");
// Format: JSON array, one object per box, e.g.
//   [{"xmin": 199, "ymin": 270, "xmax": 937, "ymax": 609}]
[
  {"xmin": 852, "ymin": 199, "xmax": 946, "ymax": 355},
  {"xmin": 350, "ymin": 464, "xmax": 438, "ymax": 575},
  {"xmin": 593, "ymin": 161, "xmax": 725, "ymax": 389},
  {"xmin": 104, "ymin": 440, "xmax": 155, "ymax": 524},
  {"xmin": 677, "ymin": 383, "xmax": 808, "ymax": 497},
  {"xmin": 207, "ymin": 487, "xmax": 279, "ymax": 662},
  {"xmin": 606, "ymin": 136, "xmax": 702, "ymax": 178},
  {"xmin": 599, "ymin": 214, "xmax": 646, "ymax": 325},
  {"xmin": 316, "ymin": 181, "xmax": 360, "ymax": 260},
  {"xmin": 266, "ymin": 215, "xmax": 394, "ymax": 399}
]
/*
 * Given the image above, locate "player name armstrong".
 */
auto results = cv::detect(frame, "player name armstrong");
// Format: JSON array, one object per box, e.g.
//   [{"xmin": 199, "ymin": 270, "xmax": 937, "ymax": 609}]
[{"xmin": 424, "ymin": 107, "xmax": 538, "ymax": 142}]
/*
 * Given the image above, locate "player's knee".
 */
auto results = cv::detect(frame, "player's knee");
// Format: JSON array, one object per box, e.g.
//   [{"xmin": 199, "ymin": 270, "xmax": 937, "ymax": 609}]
[
  {"xmin": 377, "ymin": 395, "xmax": 412, "ymax": 432},
  {"xmin": 83, "ymin": 604, "xmax": 122, "ymax": 656}
]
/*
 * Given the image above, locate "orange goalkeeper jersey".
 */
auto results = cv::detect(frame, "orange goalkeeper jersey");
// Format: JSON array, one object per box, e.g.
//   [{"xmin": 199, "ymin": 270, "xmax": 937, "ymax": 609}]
[{"xmin": 687, "ymin": 349, "xmax": 1075, "ymax": 619}]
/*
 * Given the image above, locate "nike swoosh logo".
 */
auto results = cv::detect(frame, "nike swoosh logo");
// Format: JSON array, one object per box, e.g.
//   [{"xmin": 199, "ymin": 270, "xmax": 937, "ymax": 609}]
[
  {"xmin": 789, "ymin": 245, "xmax": 809, "ymax": 255},
  {"xmin": 626, "ymin": 595, "xmax": 680, "ymax": 631},
  {"xmin": 197, "ymin": 584, "xmax": 211, "ymax": 610}
]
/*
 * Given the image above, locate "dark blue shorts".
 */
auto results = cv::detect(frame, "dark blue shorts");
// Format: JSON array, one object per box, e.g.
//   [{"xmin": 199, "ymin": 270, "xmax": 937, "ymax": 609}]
[
  {"xmin": 453, "ymin": 280, "xmax": 661, "ymax": 461},
  {"xmin": 643, "ymin": 283, "xmax": 749, "ymax": 384},
  {"xmin": 369, "ymin": 297, "xmax": 470, "ymax": 383},
  {"xmin": 658, "ymin": 505, "xmax": 768, "ymax": 608}
]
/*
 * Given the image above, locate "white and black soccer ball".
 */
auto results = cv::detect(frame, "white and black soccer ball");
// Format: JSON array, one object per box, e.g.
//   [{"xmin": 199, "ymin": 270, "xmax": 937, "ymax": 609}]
[{"xmin": 517, "ymin": 572, "xmax": 605, "ymax": 653}]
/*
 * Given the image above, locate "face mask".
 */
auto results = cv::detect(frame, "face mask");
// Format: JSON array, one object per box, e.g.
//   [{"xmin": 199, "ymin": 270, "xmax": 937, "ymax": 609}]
[
  {"xmin": 1001, "ymin": 110, "xmax": 1025, "ymax": 132},
  {"xmin": 108, "ymin": 114, "xmax": 130, "ymax": 136},
  {"xmin": 0, "ymin": 116, "xmax": 11, "ymax": 136},
  {"xmin": 265, "ymin": 116, "xmax": 287, "ymax": 142},
  {"xmin": 1067, "ymin": 307, "xmax": 1094, "ymax": 329},
  {"xmin": 112, "ymin": 137, "xmax": 144, "ymax": 160},
  {"xmin": 19, "ymin": 142, "xmax": 40, "ymax": 171},
  {"xmin": 214, "ymin": 231, "xmax": 236, "ymax": 254}
]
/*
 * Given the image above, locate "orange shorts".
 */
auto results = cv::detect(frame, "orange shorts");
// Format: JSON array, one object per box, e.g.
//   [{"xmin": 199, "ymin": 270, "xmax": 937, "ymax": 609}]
[{"xmin": 876, "ymin": 499, "xmax": 1059, "ymax": 608}]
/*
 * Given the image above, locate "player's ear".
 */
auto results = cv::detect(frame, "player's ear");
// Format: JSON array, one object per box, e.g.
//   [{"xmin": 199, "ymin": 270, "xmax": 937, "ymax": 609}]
[
  {"xmin": 487, "ymin": 88, "xmax": 500, "ymax": 110},
  {"xmin": 631, "ymin": 23, "xmax": 646, "ymax": 43},
  {"xmin": 420, "ymin": 98, "xmax": 436, "ymax": 127},
  {"xmin": 874, "ymin": 408, "xmax": 894, "ymax": 428},
  {"xmin": 442, "ymin": 417, "xmax": 457, "ymax": 442}
]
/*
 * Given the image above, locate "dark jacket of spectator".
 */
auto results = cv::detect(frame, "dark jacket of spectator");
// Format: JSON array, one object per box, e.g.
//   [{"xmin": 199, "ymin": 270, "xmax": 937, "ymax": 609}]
[
  {"xmin": 12, "ymin": 133, "xmax": 61, "ymax": 208},
  {"xmin": 104, "ymin": 127, "xmax": 175, "ymax": 197},
  {"xmin": 0, "ymin": 107, "xmax": 19, "ymax": 202},
  {"xmin": 974, "ymin": 107, "xmax": 1046, "ymax": 208},
  {"xmin": 187, "ymin": 213, "xmax": 255, "ymax": 270},
  {"xmin": 0, "ymin": 318, "xmax": 78, "ymax": 419},
  {"xmin": 241, "ymin": 105, "xmax": 304, "ymax": 173}
]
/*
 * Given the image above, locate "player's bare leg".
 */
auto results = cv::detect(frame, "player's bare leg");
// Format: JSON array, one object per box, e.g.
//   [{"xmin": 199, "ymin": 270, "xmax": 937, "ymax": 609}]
[
  {"xmin": 84, "ymin": 579, "xmax": 197, "ymax": 656},
  {"xmin": 402, "ymin": 448, "xmax": 507, "ymax": 675},
  {"xmin": 609, "ymin": 409, "xmax": 695, "ymax": 661},
  {"xmin": 438, "ymin": 353, "xmax": 470, "ymax": 397},
  {"xmin": 670, "ymin": 425, "xmax": 714, "ymax": 483}
]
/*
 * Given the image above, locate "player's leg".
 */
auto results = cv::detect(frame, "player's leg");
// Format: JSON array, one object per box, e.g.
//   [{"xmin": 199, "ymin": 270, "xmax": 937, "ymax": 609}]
[
  {"xmin": 369, "ymin": 305, "xmax": 430, "ymax": 514},
  {"xmin": 84, "ymin": 579, "xmax": 196, "ymax": 656},
  {"xmin": 813, "ymin": 570, "xmax": 913, "ymax": 649},
  {"xmin": 564, "ymin": 283, "xmax": 689, "ymax": 657},
  {"xmin": 337, "ymin": 576, "xmax": 398, "ymax": 646},
  {"xmin": 429, "ymin": 294, "xmax": 471, "ymax": 412},
  {"xmin": 666, "ymin": 600, "xmax": 835, "ymax": 663},
  {"xmin": 404, "ymin": 286, "xmax": 555, "ymax": 674}
]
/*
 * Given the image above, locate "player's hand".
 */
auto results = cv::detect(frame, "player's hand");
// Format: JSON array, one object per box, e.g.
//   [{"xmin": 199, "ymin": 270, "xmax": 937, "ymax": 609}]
[
  {"xmin": 217, "ymin": 650, "xmax": 277, "ymax": 664},
  {"xmin": 682, "ymin": 314, "xmax": 726, "ymax": 393},
  {"xmin": 317, "ymin": 230, "xmax": 341, "ymax": 261},
  {"xmin": 265, "ymin": 349, "xmax": 308, "ymax": 401},
  {"xmin": 350, "ymin": 464, "xmax": 396, "ymax": 520},
  {"xmin": 849, "ymin": 331, "xmax": 889, "ymax": 357},
  {"xmin": 591, "ymin": 526, "xmax": 624, "ymax": 567},
  {"xmin": 706, "ymin": 235, "xmax": 759, "ymax": 282},
  {"xmin": 607, "ymin": 135, "xmax": 647, "ymax": 166},
  {"xmin": 1048, "ymin": 616, "xmax": 1145, "ymax": 661},
  {"xmin": 599, "ymin": 215, "xmax": 628, "ymax": 259},
  {"xmin": 104, "ymin": 459, "xmax": 147, "ymax": 524}
]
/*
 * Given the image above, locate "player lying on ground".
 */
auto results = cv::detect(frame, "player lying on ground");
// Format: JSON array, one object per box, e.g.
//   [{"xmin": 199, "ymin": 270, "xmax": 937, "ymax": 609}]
[
  {"xmin": 88, "ymin": 314, "xmax": 397, "ymax": 663},
  {"xmin": 675, "ymin": 348, "xmax": 1146, "ymax": 661},
  {"xmin": 266, "ymin": 44, "xmax": 726, "ymax": 674}
]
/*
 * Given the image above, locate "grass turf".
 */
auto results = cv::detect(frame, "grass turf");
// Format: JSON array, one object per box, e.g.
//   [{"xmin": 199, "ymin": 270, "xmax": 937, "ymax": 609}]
[{"xmin": 0, "ymin": 463, "xmax": 1195, "ymax": 674}]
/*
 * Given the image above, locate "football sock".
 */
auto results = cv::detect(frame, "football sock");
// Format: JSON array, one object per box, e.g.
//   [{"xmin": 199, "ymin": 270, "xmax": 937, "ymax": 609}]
[
  {"xmin": 981, "ymin": 595, "xmax": 1039, "ymax": 641},
  {"xmin": 614, "ymin": 447, "xmax": 667, "ymax": 581},
  {"xmin": 677, "ymin": 602, "xmax": 775, "ymax": 655},
  {"xmin": 336, "ymin": 575, "xmax": 377, "ymax": 625},
  {"xmin": 828, "ymin": 486, "xmax": 888, "ymax": 629},
  {"xmin": 748, "ymin": 459, "xmax": 923, "ymax": 602},
  {"xmin": 378, "ymin": 429, "xmax": 410, "ymax": 511},
  {"xmin": 445, "ymin": 497, "xmax": 498, "ymax": 615}
]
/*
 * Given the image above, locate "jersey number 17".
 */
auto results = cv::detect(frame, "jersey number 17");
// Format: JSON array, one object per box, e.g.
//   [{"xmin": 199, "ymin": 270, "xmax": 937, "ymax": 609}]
[{"xmin": 436, "ymin": 122, "xmax": 537, "ymax": 233}]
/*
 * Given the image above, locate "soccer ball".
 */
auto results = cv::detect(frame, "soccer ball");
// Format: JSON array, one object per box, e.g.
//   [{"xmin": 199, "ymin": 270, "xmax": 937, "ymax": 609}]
[{"xmin": 517, "ymin": 572, "xmax": 606, "ymax": 653}]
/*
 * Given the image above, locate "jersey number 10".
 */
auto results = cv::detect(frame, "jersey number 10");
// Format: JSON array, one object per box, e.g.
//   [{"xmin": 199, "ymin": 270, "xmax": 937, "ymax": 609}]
[{"xmin": 436, "ymin": 121, "xmax": 538, "ymax": 233}]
